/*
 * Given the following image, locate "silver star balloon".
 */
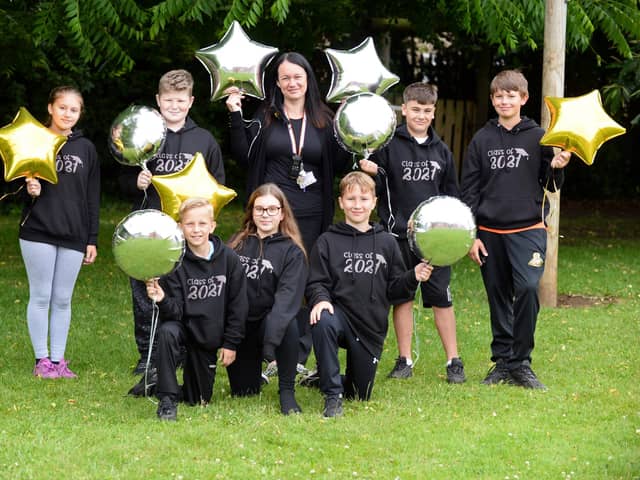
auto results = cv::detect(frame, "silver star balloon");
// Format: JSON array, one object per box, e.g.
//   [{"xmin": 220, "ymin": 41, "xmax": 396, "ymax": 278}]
[
  {"xmin": 195, "ymin": 20, "xmax": 278, "ymax": 101},
  {"xmin": 325, "ymin": 37, "xmax": 400, "ymax": 103}
]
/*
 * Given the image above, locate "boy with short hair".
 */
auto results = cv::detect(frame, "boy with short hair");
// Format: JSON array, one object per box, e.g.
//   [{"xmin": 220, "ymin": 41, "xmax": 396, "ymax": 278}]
[
  {"xmin": 307, "ymin": 172, "xmax": 432, "ymax": 417},
  {"xmin": 123, "ymin": 69, "xmax": 226, "ymax": 375},
  {"xmin": 460, "ymin": 70, "xmax": 570, "ymax": 389},
  {"xmin": 146, "ymin": 198, "xmax": 247, "ymax": 420},
  {"xmin": 360, "ymin": 82, "xmax": 465, "ymax": 383}
]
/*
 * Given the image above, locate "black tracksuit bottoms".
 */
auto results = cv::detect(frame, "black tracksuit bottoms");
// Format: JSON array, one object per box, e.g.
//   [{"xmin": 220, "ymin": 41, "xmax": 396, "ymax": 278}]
[
  {"xmin": 156, "ymin": 321, "xmax": 219, "ymax": 405},
  {"xmin": 130, "ymin": 278, "xmax": 156, "ymax": 360},
  {"xmin": 226, "ymin": 316, "xmax": 299, "ymax": 397},
  {"xmin": 312, "ymin": 306, "xmax": 379, "ymax": 401},
  {"xmin": 478, "ymin": 228, "xmax": 547, "ymax": 368}
]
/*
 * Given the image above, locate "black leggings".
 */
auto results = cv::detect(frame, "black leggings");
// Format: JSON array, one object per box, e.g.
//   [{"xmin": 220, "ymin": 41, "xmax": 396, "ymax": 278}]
[{"xmin": 227, "ymin": 317, "xmax": 299, "ymax": 396}]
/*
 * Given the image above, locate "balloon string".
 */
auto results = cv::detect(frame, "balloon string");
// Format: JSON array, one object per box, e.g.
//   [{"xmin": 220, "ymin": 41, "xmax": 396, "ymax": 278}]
[
  {"xmin": 241, "ymin": 112, "xmax": 262, "ymax": 160},
  {"xmin": 377, "ymin": 167, "xmax": 397, "ymax": 235},
  {"xmin": 145, "ymin": 299, "xmax": 160, "ymax": 405},
  {"xmin": 0, "ymin": 184, "xmax": 24, "ymax": 202},
  {"xmin": 412, "ymin": 283, "xmax": 422, "ymax": 367},
  {"xmin": 20, "ymin": 195, "xmax": 36, "ymax": 227}
]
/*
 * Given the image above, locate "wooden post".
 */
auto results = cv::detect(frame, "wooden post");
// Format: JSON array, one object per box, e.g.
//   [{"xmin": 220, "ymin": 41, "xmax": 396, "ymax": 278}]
[{"xmin": 539, "ymin": 0, "xmax": 567, "ymax": 307}]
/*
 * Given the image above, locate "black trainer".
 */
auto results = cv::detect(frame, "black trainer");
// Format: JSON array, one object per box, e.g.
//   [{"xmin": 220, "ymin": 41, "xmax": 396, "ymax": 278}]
[
  {"xmin": 157, "ymin": 396, "xmax": 178, "ymax": 421},
  {"xmin": 509, "ymin": 364, "xmax": 547, "ymax": 390},
  {"xmin": 446, "ymin": 357, "xmax": 466, "ymax": 384},
  {"xmin": 323, "ymin": 395, "xmax": 343, "ymax": 418},
  {"xmin": 128, "ymin": 367, "xmax": 158, "ymax": 397},
  {"xmin": 481, "ymin": 360, "xmax": 511, "ymax": 385},
  {"xmin": 132, "ymin": 358, "xmax": 148, "ymax": 375},
  {"xmin": 279, "ymin": 391, "xmax": 302, "ymax": 415},
  {"xmin": 387, "ymin": 356, "xmax": 413, "ymax": 379}
]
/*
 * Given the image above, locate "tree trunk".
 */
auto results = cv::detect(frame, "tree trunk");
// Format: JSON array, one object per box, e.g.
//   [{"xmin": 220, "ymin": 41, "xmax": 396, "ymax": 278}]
[{"xmin": 539, "ymin": 0, "xmax": 567, "ymax": 307}]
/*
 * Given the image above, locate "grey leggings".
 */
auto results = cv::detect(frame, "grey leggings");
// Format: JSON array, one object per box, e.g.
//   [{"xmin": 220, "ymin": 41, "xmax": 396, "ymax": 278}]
[{"xmin": 19, "ymin": 239, "xmax": 84, "ymax": 362}]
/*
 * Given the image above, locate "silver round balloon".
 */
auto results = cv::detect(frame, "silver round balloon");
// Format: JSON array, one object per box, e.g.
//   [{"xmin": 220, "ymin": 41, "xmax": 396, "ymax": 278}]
[
  {"xmin": 112, "ymin": 209, "xmax": 185, "ymax": 281},
  {"xmin": 109, "ymin": 106, "xmax": 166, "ymax": 169},
  {"xmin": 407, "ymin": 196, "xmax": 476, "ymax": 267},
  {"xmin": 334, "ymin": 92, "xmax": 396, "ymax": 160}
]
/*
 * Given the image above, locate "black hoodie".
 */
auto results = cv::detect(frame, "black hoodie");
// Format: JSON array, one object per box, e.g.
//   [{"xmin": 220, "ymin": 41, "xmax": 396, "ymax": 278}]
[
  {"xmin": 306, "ymin": 222, "xmax": 418, "ymax": 359},
  {"xmin": 371, "ymin": 124, "xmax": 460, "ymax": 238},
  {"xmin": 234, "ymin": 233, "xmax": 307, "ymax": 360},
  {"xmin": 19, "ymin": 130, "xmax": 100, "ymax": 253},
  {"xmin": 120, "ymin": 116, "xmax": 225, "ymax": 210},
  {"xmin": 460, "ymin": 117, "xmax": 564, "ymax": 230},
  {"xmin": 156, "ymin": 236, "xmax": 247, "ymax": 351}
]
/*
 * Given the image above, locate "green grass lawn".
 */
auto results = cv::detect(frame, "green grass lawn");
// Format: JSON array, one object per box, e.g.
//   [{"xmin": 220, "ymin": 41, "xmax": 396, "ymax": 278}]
[{"xmin": 1, "ymin": 199, "xmax": 638, "ymax": 479}]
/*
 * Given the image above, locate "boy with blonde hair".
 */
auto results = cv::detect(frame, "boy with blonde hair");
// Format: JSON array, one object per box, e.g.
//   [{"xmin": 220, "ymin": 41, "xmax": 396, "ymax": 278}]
[
  {"xmin": 307, "ymin": 172, "xmax": 432, "ymax": 417},
  {"xmin": 146, "ymin": 198, "xmax": 247, "ymax": 420}
]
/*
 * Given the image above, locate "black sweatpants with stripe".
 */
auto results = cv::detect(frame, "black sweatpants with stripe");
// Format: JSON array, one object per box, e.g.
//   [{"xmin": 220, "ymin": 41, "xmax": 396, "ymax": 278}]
[{"xmin": 478, "ymin": 228, "xmax": 547, "ymax": 369}]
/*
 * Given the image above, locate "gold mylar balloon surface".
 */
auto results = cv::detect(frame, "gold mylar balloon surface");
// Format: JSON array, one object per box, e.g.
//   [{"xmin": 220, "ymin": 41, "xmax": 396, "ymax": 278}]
[
  {"xmin": 0, "ymin": 107, "xmax": 65, "ymax": 183},
  {"xmin": 540, "ymin": 90, "xmax": 626, "ymax": 166},
  {"xmin": 151, "ymin": 152, "xmax": 237, "ymax": 220}
]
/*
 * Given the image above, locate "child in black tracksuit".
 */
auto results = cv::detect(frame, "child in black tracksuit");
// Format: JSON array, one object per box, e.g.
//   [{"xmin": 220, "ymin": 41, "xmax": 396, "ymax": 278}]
[
  {"xmin": 360, "ymin": 82, "xmax": 465, "ymax": 384},
  {"xmin": 306, "ymin": 172, "xmax": 433, "ymax": 417},
  {"xmin": 227, "ymin": 183, "xmax": 308, "ymax": 415},
  {"xmin": 120, "ymin": 69, "xmax": 226, "ymax": 375},
  {"xmin": 460, "ymin": 70, "xmax": 571, "ymax": 389},
  {"xmin": 146, "ymin": 198, "xmax": 247, "ymax": 420}
]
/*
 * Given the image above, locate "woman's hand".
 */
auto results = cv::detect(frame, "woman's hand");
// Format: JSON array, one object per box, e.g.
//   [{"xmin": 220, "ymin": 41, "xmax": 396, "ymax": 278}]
[
  {"xmin": 137, "ymin": 169, "xmax": 152, "ymax": 191},
  {"xmin": 26, "ymin": 177, "xmax": 41, "ymax": 197},
  {"xmin": 225, "ymin": 87, "xmax": 244, "ymax": 113}
]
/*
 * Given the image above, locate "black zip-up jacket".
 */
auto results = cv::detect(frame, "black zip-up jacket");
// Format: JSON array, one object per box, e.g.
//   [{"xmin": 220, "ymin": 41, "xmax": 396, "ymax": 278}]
[
  {"xmin": 156, "ymin": 236, "xmax": 247, "ymax": 351},
  {"xmin": 228, "ymin": 109, "xmax": 349, "ymax": 231},
  {"xmin": 234, "ymin": 233, "xmax": 307, "ymax": 361},
  {"xmin": 460, "ymin": 117, "xmax": 564, "ymax": 230},
  {"xmin": 306, "ymin": 222, "xmax": 418, "ymax": 359},
  {"xmin": 119, "ymin": 116, "xmax": 225, "ymax": 210},
  {"xmin": 19, "ymin": 130, "xmax": 100, "ymax": 253},
  {"xmin": 371, "ymin": 124, "xmax": 460, "ymax": 238}
]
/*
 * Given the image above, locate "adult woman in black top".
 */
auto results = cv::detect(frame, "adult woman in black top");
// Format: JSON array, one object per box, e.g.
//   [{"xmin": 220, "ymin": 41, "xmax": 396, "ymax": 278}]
[{"xmin": 226, "ymin": 52, "xmax": 349, "ymax": 254}]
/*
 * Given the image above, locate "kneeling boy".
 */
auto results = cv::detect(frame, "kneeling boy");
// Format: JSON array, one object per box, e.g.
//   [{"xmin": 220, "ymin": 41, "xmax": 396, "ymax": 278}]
[
  {"xmin": 146, "ymin": 197, "xmax": 247, "ymax": 420},
  {"xmin": 306, "ymin": 172, "xmax": 432, "ymax": 417}
]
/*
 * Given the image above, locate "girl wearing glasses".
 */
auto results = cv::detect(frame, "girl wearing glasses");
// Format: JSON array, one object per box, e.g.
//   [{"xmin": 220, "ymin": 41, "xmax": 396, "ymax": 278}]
[{"xmin": 227, "ymin": 183, "xmax": 308, "ymax": 415}]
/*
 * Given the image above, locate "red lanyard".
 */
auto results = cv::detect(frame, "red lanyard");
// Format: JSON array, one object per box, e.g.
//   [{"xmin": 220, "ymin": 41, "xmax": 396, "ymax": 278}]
[{"xmin": 284, "ymin": 108, "xmax": 307, "ymax": 157}]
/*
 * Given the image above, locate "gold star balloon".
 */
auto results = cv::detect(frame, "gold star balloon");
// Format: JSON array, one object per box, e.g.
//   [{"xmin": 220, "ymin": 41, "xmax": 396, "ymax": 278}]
[
  {"xmin": 0, "ymin": 107, "xmax": 65, "ymax": 183},
  {"xmin": 195, "ymin": 20, "xmax": 278, "ymax": 101},
  {"xmin": 540, "ymin": 90, "xmax": 626, "ymax": 166},
  {"xmin": 325, "ymin": 37, "xmax": 400, "ymax": 103},
  {"xmin": 151, "ymin": 152, "xmax": 237, "ymax": 220}
]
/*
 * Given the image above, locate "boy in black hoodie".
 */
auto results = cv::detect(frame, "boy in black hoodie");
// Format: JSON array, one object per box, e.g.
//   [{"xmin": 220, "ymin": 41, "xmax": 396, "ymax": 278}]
[
  {"xmin": 145, "ymin": 198, "xmax": 247, "ymax": 421},
  {"xmin": 307, "ymin": 172, "xmax": 433, "ymax": 417},
  {"xmin": 360, "ymin": 82, "xmax": 465, "ymax": 384},
  {"xmin": 123, "ymin": 70, "xmax": 226, "ymax": 375},
  {"xmin": 460, "ymin": 70, "xmax": 570, "ymax": 389}
]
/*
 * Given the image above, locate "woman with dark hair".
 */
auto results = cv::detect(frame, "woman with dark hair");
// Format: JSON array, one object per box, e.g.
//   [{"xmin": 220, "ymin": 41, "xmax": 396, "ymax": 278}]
[
  {"xmin": 20, "ymin": 86, "xmax": 100, "ymax": 379},
  {"xmin": 226, "ymin": 52, "xmax": 349, "ymax": 253},
  {"xmin": 226, "ymin": 52, "xmax": 349, "ymax": 373},
  {"xmin": 227, "ymin": 183, "xmax": 307, "ymax": 414}
]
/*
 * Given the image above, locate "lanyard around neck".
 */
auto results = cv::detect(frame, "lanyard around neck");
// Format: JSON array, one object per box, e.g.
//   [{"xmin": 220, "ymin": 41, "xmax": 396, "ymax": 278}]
[{"xmin": 284, "ymin": 108, "xmax": 307, "ymax": 157}]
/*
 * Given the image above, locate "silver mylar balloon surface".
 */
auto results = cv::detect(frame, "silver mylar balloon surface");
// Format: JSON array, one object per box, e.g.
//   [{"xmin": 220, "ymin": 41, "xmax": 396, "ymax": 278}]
[
  {"xmin": 195, "ymin": 20, "xmax": 278, "ymax": 101},
  {"xmin": 407, "ymin": 196, "xmax": 476, "ymax": 266},
  {"xmin": 325, "ymin": 37, "xmax": 399, "ymax": 103},
  {"xmin": 334, "ymin": 92, "xmax": 396, "ymax": 159},
  {"xmin": 112, "ymin": 209, "xmax": 185, "ymax": 281},
  {"xmin": 109, "ymin": 106, "xmax": 166, "ymax": 169}
]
